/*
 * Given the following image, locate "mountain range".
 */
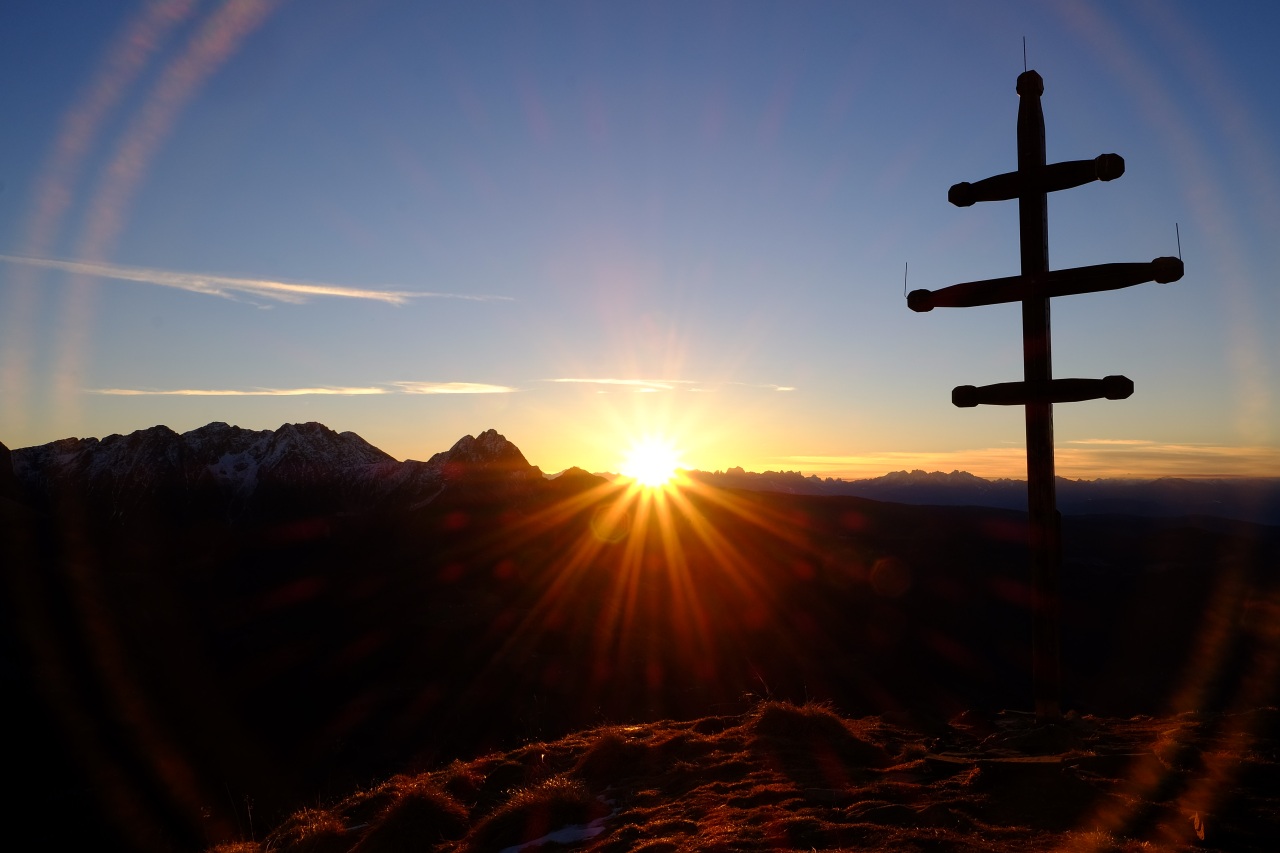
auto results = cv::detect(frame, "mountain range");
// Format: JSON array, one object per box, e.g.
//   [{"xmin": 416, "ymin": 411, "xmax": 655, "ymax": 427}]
[
  {"xmin": 6, "ymin": 421, "xmax": 1279, "ymax": 525},
  {"xmin": 5, "ymin": 421, "xmax": 550, "ymax": 523}
]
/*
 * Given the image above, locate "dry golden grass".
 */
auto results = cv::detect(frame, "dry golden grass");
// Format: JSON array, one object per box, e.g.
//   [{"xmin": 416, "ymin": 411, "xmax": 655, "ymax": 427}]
[{"xmin": 207, "ymin": 701, "xmax": 1279, "ymax": 852}]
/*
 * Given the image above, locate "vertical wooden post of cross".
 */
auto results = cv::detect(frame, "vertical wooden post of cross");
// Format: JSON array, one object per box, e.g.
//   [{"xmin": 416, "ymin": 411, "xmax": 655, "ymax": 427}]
[
  {"xmin": 906, "ymin": 68, "xmax": 1183, "ymax": 724},
  {"xmin": 1015, "ymin": 70, "xmax": 1062, "ymax": 722}
]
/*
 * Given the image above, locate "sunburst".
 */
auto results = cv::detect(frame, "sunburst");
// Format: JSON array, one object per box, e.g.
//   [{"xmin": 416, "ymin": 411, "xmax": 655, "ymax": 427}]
[{"xmin": 620, "ymin": 436, "xmax": 685, "ymax": 488}]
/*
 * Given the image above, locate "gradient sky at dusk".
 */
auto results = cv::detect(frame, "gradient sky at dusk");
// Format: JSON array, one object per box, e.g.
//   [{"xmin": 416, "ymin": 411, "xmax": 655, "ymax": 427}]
[{"xmin": 2, "ymin": 0, "xmax": 1277, "ymax": 479}]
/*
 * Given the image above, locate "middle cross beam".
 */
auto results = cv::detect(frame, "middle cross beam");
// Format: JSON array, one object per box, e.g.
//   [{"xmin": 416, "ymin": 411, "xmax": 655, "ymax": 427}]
[
  {"xmin": 906, "ymin": 257, "xmax": 1183, "ymax": 312},
  {"xmin": 948, "ymin": 152, "xmax": 1125, "ymax": 207}
]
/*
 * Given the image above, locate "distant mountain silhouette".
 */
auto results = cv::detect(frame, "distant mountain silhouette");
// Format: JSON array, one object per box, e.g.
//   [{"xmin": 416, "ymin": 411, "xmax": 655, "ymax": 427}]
[{"xmin": 688, "ymin": 467, "xmax": 1280, "ymax": 526}]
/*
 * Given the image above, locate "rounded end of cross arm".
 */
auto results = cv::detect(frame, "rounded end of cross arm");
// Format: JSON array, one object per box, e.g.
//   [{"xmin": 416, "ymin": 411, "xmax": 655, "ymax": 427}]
[
  {"xmin": 952, "ymin": 386, "xmax": 979, "ymax": 408},
  {"xmin": 1152, "ymin": 256, "xmax": 1184, "ymax": 283},
  {"xmin": 1016, "ymin": 70, "xmax": 1044, "ymax": 97},
  {"xmin": 1102, "ymin": 375, "xmax": 1134, "ymax": 400},
  {"xmin": 948, "ymin": 182, "xmax": 976, "ymax": 207},
  {"xmin": 1095, "ymin": 153, "xmax": 1125, "ymax": 181},
  {"xmin": 907, "ymin": 289, "xmax": 934, "ymax": 312}
]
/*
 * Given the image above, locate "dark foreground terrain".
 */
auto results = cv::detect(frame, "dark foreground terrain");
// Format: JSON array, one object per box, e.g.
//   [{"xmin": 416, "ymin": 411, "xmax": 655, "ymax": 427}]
[
  {"xmin": 209, "ymin": 701, "xmax": 1280, "ymax": 853},
  {"xmin": 3, "ymin": 425, "xmax": 1278, "ymax": 850}
]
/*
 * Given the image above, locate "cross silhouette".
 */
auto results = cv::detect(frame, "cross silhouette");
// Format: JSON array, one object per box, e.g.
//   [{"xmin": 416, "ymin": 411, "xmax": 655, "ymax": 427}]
[{"xmin": 908, "ymin": 70, "xmax": 1184, "ymax": 721}]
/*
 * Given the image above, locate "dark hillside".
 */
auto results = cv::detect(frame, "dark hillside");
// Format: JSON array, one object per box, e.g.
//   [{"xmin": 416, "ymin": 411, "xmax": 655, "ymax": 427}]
[{"xmin": 4, "ymin": 427, "xmax": 1277, "ymax": 851}]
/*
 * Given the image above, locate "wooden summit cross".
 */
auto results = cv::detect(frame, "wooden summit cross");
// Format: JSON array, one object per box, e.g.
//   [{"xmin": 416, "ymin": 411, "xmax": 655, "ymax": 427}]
[{"xmin": 907, "ymin": 69, "xmax": 1183, "ymax": 722}]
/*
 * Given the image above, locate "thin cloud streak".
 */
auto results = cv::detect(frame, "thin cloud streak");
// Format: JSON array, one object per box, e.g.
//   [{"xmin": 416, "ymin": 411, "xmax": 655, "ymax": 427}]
[
  {"xmin": 784, "ymin": 442, "xmax": 1280, "ymax": 480},
  {"xmin": 784, "ymin": 448, "xmax": 1027, "ymax": 480},
  {"xmin": 0, "ymin": 254, "xmax": 512, "ymax": 305},
  {"xmin": 547, "ymin": 378, "xmax": 795, "ymax": 392},
  {"xmin": 548, "ymin": 378, "xmax": 693, "ymax": 391},
  {"xmin": 390, "ymin": 382, "xmax": 517, "ymax": 394},
  {"xmin": 89, "ymin": 382, "xmax": 518, "ymax": 396},
  {"xmin": 1066, "ymin": 438, "xmax": 1155, "ymax": 446},
  {"xmin": 91, "ymin": 386, "xmax": 388, "ymax": 396}
]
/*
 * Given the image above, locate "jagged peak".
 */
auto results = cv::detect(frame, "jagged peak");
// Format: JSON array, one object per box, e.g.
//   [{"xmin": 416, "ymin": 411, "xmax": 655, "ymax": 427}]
[
  {"xmin": 47, "ymin": 435, "xmax": 98, "ymax": 453},
  {"xmin": 442, "ymin": 429, "xmax": 527, "ymax": 464},
  {"xmin": 876, "ymin": 469, "xmax": 987, "ymax": 485},
  {"xmin": 550, "ymin": 466, "xmax": 602, "ymax": 481},
  {"xmin": 276, "ymin": 421, "xmax": 334, "ymax": 435},
  {"xmin": 425, "ymin": 429, "xmax": 539, "ymax": 482},
  {"xmin": 100, "ymin": 423, "xmax": 180, "ymax": 444}
]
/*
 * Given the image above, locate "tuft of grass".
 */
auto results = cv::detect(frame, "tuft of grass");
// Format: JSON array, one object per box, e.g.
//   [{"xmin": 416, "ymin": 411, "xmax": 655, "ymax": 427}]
[
  {"xmin": 748, "ymin": 700, "xmax": 890, "ymax": 768},
  {"xmin": 348, "ymin": 777, "xmax": 469, "ymax": 853},
  {"xmin": 330, "ymin": 782, "xmax": 399, "ymax": 830},
  {"xmin": 749, "ymin": 700, "xmax": 843, "ymax": 737},
  {"xmin": 572, "ymin": 728, "xmax": 652, "ymax": 785},
  {"xmin": 261, "ymin": 807, "xmax": 349, "ymax": 853},
  {"xmin": 439, "ymin": 759, "xmax": 486, "ymax": 805},
  {"xmin": 463, "ymin": 775, "xmax": 608, "ymax": 853}
]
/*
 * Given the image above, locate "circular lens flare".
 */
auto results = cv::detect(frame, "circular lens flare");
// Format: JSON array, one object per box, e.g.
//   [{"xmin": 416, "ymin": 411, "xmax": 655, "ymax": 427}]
[{"xmin": 620, "ymin": 436, "xmax": 684, "ymax": 488}]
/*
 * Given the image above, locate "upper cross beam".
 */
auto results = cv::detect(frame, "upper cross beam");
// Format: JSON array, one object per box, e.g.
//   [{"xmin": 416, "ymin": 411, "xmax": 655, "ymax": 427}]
[{"xmin": 948, "ymin": 154, "xmax": 1125, "ymax": 207}]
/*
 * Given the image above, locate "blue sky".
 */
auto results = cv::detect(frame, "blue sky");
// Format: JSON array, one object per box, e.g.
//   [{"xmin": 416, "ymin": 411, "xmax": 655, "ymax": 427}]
[{"xmin": 1, "ymin": 0, "xmax": 1277, "ymax": 478}]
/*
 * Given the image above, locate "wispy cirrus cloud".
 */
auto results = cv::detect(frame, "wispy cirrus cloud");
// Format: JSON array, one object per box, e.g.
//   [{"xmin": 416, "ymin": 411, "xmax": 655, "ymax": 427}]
[
  {"xmin": 0, "ymin": 254, "xmax": 512, "ymax": 306},
  {"xmin": 389, "ymin": 381, "xmax": 517, "ymax": 394},
  {"xmin": 1065, "ymin": 438, "xmax": 1155, "ymax": 446},
  {"xmin": 91, "ymin": 386, "xmax": 389, "ymax": 396},
  {"xmin": 783, "ymin": 441, "xmax": 1280, "ymax": 480},
  {"xmin": 91, "ymin": 381, "xmax": 519, "ymax": 396},
  {"xmin": 1056, "ymin": 441, "xmax": 1280, "ymax": 478},
  {"xmin": 784, "ymin": 448, "xmax": 1029, "ymax": 480},
  {"xmin": 546, "ymin": 378, "xmax": 796, "ymax": 393},
  {"xmin": 548, "ymin": 378, "xmax": 695, "ymax": 391}
]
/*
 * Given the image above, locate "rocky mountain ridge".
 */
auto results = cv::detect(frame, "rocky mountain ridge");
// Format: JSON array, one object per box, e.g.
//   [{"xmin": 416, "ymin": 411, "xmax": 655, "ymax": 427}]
[
  {"xmin": 7, "ymin": 421, "xmax": 546, "ymax": 522},
  {"xmin": 6, "ymin": 421, "xmax": 1278, "ymax": 525}
]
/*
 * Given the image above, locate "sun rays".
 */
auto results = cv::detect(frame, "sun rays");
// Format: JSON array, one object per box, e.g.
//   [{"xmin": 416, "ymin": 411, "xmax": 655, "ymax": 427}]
[{"xmin": 440, "ymin": 457, "xmax": 842, "ymax": 732}]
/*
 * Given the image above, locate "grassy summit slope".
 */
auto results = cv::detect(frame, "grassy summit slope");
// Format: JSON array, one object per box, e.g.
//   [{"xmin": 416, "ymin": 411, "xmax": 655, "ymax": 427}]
[{"xmin": 210, "ymin": 701, "xmax": 1279, "ymax": 853}]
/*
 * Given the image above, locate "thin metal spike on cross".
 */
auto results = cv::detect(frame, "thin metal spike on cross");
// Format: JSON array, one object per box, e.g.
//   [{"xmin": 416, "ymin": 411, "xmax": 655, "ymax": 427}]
[{"xmin": 907, "ymin": 69, "xmax": 1184, "ymax": 722}]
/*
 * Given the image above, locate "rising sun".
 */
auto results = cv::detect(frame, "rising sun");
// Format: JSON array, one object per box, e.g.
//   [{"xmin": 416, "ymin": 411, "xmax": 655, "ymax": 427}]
[{"xmin": 620, "ymin": 436, "xmax": 685, "ymax": 488}]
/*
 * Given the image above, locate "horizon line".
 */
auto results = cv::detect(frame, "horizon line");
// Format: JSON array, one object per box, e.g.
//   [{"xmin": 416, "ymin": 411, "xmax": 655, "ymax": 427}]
[{"xmin": 8, "ymin": 418, "xmax": 1277, "ymax": 482}]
